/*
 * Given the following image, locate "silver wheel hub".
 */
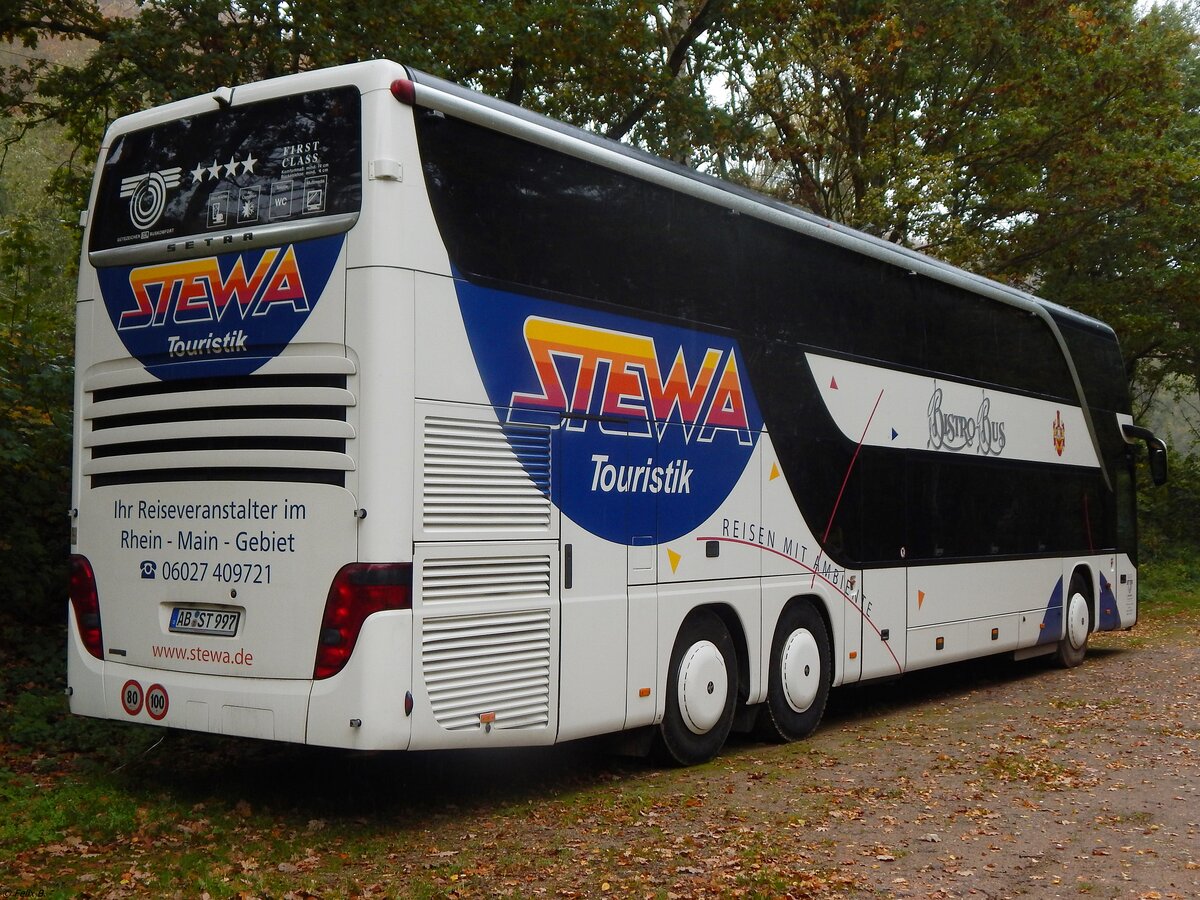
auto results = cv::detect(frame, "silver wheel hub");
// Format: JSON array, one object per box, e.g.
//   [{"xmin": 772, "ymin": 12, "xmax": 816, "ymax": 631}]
[
  {"xmin": 781, "ymin": 628, "xmax": 821, "ymax": 713},
  {"xmin": 1066, "ymin": 591, "xmax": 1089, "ymax": 649},
  {"xmin": 678, "ymin": 640, "xmax": 728, "ymax": 735}
]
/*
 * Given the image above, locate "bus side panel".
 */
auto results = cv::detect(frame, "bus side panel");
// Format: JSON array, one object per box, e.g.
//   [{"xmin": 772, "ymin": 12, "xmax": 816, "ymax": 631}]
[
  {"xmin": 655, "ymin": 426, "xmax": 763, "ymax": 588},
  {"xmin": 755, "ymin": 433, "xmax": 860, "ymax": 687},
  {"xmin": 905, "ymin": 558, "xmax": 1062, "ymax": 670},
  {"xmin": 408, "ymin": 540, "xmax": 560, "ymax": 749},
  {"xmin": 350, "ymin": 83, "xmax": 450, "ymax": 276},
  {"xmin": 558, "ymin": 442, "xmax": 637, "ymax": 741},
  {"xmin": 860, "ymin": 567, "xmax": 907, "ymax": 680},
  {"xmin": 413, "ymin": 272, "xmax": 490, "ymax": 405},
  {"xmin": 345, "ymin": 265, "xmax": 415, "ymax": 561},
  {"xmin": 1115, "ymin": 553, "xmax": 1138, "ymax": 628}
]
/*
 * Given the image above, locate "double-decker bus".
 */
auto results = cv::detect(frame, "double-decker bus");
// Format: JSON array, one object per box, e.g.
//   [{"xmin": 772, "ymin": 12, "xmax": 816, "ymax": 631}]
[{"xmin": 67, "ymin": 61, "xmax": 1167, "ymax": 764}]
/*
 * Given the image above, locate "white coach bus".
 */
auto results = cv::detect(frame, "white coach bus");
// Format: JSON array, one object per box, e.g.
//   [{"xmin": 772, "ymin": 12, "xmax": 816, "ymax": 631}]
[{"xmin": 68, "ymin": 61, "xmax": 1167, "ymax": 764}]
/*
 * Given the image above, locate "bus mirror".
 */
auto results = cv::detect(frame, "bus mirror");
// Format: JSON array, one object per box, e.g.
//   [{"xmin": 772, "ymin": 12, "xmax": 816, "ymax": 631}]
[
  {"xmin": 1148, "ymin": 441, "xmax": 1168, "ymax": 486},
  {"xmin": 1122, "ymin": 424, "xmax": 1169, "ymax": 487}
]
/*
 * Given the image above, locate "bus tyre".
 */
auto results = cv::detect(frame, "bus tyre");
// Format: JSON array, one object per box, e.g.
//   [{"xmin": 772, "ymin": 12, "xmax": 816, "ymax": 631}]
[
  {"xmin": 656, "ymin": 610, "xmax": 737, "ymax": 766},
  {"xmin": 1056, "ymin": 575, "xmax": 1092, "ymax": 668},
  {"xmin": 757, "ymin": 602, "xmax": 831, "ymax": 743}
]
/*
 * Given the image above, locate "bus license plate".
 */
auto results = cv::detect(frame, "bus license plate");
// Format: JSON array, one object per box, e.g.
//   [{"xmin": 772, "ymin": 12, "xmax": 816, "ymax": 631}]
[{"xmin": 169, "ymin": 607, "xmax": 240, "ymax": 637}]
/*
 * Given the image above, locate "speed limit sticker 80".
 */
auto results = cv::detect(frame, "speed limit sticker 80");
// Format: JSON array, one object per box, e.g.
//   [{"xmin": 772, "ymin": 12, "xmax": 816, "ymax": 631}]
[{"xmin": 121, "ymin": 679, "xmax": 143, "ymax": 716}]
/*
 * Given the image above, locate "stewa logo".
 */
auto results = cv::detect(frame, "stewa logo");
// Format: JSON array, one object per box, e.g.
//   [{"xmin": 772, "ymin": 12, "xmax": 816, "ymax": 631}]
[
  {"xmin": 97, "ymin": 234, "xmax": 343, "ymax": 380},
  {"xmin": 118, "ymin": 245, "xmax": 308, "ymax": 331},
  {"xmin": 120, "ymin": 167, "xmax": 182, "ymax": 230},
  {"xmin": 509, "ymin": 317, "xmax": 752, "ymax": 446},
  {"xmin": 456, "ymin": 282, "xmax": 764, "ymax": 545}
]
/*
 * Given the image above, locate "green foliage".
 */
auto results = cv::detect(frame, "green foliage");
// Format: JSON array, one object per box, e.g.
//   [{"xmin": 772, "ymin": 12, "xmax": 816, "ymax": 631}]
[
  {"xmin": 1138, "ymin": 446, "xmax": 1200, "ymax": 557},
  {"xmin": 1139, "ymin": 548, "xmax": 1200, "ymax": 615},
  {"xmin": 0, "ymin": 324, "xmax": 73, "ymax": 623},
  {"xmin": 0, "ymin": 117, "xmax": 78, "ymax": 623}
]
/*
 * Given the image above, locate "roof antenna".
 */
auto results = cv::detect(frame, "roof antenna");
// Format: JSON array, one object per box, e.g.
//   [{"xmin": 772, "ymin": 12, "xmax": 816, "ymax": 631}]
[{"xmin": 213, "ymin": 86, "xmax": 233, "ymax": 110}]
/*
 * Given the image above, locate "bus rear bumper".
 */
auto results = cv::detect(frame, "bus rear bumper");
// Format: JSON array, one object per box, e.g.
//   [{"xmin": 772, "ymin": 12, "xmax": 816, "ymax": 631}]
[
  {"xmin": 67, "ymin": 615, "xmax": 311, "ymax": 742},
  {"xmin": 66, "ymin": 608, "xmax": 413, "ymax": 750}
]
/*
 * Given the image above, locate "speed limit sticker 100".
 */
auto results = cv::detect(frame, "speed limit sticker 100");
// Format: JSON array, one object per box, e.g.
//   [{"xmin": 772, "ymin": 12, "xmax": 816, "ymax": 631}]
[{"xmin": 145, "ymin": 684, "xmax": 169, "ymax": 720}]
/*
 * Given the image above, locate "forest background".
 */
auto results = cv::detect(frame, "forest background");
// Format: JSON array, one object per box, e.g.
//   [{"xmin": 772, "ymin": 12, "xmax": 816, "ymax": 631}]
[{"xmin": 2, "ymin": 0, "xmax": 1199, "ymax": 621}]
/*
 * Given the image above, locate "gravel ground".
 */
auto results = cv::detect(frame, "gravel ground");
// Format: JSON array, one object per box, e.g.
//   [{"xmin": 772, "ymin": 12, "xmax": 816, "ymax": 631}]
[{"xmin": 768, "ymin": 614, "xmax": 1200, "ymax": 899}]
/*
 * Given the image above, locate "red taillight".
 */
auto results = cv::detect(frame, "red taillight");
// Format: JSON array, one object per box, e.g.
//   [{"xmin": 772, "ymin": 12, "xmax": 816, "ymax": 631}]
[
  {"xmin": 390, "ymin": 78, "xmax": 416, "ymax": 106},
  {"xmin": 69, "ymin": 554, "xmax": 103, "ymax": 660},
  {"xmin": 313, "ymin": 563, "xmax": 412, "ymax": 680}
]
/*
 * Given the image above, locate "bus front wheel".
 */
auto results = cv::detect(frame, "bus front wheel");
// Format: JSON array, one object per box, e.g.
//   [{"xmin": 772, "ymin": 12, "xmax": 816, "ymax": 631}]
[
  {"xmin": 1056, "ymin": 574, "xmax": 1092, "ymax": 668},
  {"xmin": 757, "ymin": 601, "xmax": 831, "ymax": 743},
  {"xmin": 656, "ymin": 610, "xmax": 737, "ymax": 766}
]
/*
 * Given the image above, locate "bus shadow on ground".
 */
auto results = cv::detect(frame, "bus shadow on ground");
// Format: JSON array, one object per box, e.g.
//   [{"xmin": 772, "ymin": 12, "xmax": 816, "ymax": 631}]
[{"xmin": 113, "ymin": 644, "xmax": 1127, "ymax": 824}]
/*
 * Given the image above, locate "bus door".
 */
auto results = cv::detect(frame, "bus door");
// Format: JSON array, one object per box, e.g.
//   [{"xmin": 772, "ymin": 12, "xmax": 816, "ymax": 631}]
[
  {"xmin": 555, "ymin": 417, "xmax": 657, "ymax": 739},
  {"xmin": 859, "ymin": 567, "xmax": 907, "ymax": 680},
  {"xmin": 409, "ymin": 401, "xmax": 561, "ymax": 748}
]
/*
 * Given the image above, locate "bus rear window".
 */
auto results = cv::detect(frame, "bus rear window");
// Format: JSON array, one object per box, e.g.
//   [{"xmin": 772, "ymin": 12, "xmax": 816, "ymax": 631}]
[{"xmin": 89, "ymin": 86, "xmax": 361, "ymax": 256}]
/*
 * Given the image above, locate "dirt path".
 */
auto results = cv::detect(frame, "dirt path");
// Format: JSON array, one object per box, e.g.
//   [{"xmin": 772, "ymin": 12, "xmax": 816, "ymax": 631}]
[
  {"xmin": 764, "ymin": 616, "xmax": 1200, "ymax": 899},
  {"xmin": 368, "ymin": 613, "xmax": 1200, "ymax": 899}
]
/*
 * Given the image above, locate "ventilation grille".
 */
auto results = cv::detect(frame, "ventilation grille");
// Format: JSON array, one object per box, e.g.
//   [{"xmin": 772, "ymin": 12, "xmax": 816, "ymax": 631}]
[
  {"xmin": 82, "ymin": 360, "xmax": 355, "ymax": 487},
  {"xmin": 422, "ymin": 555, "xmax": 553, "ymax": 606},
  {"xmin": 421, "ymin": 416, "xmax": 551, "ymax": 533},
  {"xmin": 422, "ymin": 609, "xmax": 552, "ymax": 731}
]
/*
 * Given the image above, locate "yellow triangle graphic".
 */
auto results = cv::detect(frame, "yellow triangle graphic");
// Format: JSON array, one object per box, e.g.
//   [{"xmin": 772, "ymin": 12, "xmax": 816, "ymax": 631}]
[
  {"xmin": 769, "ymin": 463, "xmax": 781, "ymax": 481},
  {"xmin": 667, "ymin": 548, "xmax": 681, "ymax": 573},
  {"xmin": 917, "ymin": 590, "xmax": 926, "ymax": 609}
]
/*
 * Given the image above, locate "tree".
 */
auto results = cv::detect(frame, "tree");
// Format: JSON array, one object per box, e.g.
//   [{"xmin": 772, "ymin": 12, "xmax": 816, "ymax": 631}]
[
  {"xmin": 0, "ymin": 122, "xmax": 77, "ymax": 619},
  {"xmin": 3, "ymin": 1, "xmax": 735, "ymax": 205},
  {"xmin": 714, "ymin": 0, "xmax": 1200, "ymax": 401}
]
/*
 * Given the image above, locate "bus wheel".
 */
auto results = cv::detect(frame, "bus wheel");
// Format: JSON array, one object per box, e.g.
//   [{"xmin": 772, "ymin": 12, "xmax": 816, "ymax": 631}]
[
  {"xmin": 656, "ymin": 609, "xmax": 737, "ymax": 766},
  {"xmin": 757, "ymin": 602, "xmax": 831, "ymax": 743},
  {"xmin": 1056, "ymin": 574, "xmax": 1092, "ymax": 668}
]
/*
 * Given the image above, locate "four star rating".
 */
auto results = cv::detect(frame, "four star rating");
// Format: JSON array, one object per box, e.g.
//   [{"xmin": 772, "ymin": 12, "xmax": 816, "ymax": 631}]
[{"xmin": 191, "ymin": 154, "xmax": 259, "ymax": 183}]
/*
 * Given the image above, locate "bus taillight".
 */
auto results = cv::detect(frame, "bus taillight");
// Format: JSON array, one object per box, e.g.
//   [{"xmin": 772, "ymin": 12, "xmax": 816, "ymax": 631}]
[
  {"xmin": 69, "ymin": 555, "xmax": 103, "ymax": 660},
  {"xmin": 314, "ymin": 563, "xmax": 413, "ymax": 680}
]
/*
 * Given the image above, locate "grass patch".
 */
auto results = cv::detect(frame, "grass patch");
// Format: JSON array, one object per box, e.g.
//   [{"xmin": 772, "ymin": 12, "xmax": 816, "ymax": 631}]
[
  {"xmin": 0, "ymin": 767, "xmax": 142, "ymax": 850},
  {"xmin": 1049, "ymin": 697, "xmax": 1122, "ymax": 711},
  {"xmin": 1138, "ymin": 546, "xmax": 1200, "ymax": 616}
]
